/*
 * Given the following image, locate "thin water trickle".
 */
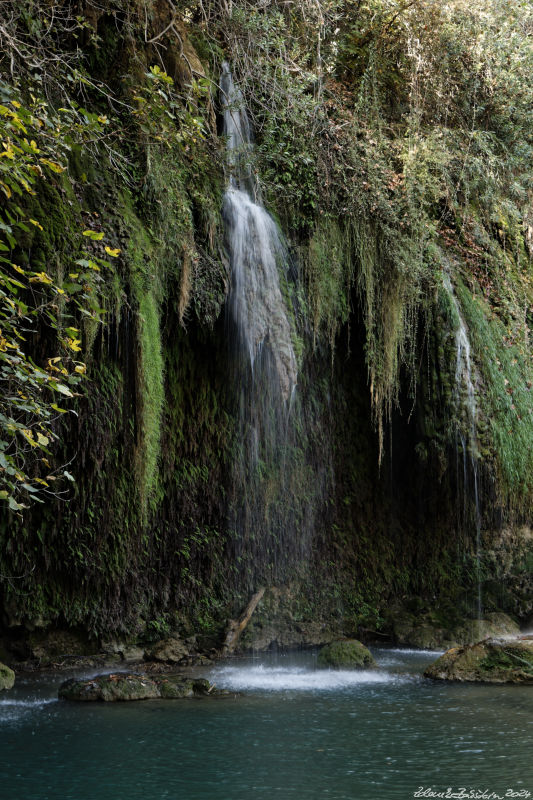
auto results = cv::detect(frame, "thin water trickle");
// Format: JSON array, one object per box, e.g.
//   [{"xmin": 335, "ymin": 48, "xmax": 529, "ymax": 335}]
[{"xmin": 444, "ymin": 273, "xmax": 482, "ymax": 624}]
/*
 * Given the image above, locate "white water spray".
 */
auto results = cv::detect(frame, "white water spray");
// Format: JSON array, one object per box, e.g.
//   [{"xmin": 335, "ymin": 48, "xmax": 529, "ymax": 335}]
[{"xmin": 220, "ymin": 62, "xmax": 297, "ymax": 403}]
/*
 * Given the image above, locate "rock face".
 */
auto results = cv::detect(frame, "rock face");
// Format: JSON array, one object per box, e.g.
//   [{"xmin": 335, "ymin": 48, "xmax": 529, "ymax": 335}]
[
  {"xmin": 239, "ymin": 586, "xmax": 347, "ymax": 652},
  {"xmin": 317, "ymin": 640, "xmax": 376, "ymax": 668},
  {"xmin": 424, "ymin": 637, "xmax": 533, "ymax": 684},
  {"xmin": 58, "ymin": 673, "xmax": 225, "ymax": 702},
  {"xmin": 144, "ymin": 637, "xmax": 189, "ymax": 664},
  {"xmin": 392, "ymin": 609, "xmax": 520, "ymax": 650},
  {"xmin": 0, "ymin": 662, "xmax": 15, "ymax": 691}
]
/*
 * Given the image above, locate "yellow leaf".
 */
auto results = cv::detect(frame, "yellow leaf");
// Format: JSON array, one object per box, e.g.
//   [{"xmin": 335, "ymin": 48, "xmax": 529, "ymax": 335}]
[
  {"xmin": 105, "ymin": 246, "xmax": 121, "ymax": 257},
  {"xmin": 74, "ymin": 363, "xmax": 87, "ymax": 374},
  {"xmin": 20, "ymin": 429, "xmax": 38, "ymax": 447},
  {"xmin": 67, "ymin": 338, "xmax": 82, "ymax": 352},
  {"xmin": 11, "ymin": 264, "xmax": 25, "ymax": 274},
  {"xmin": 82, "ymin": 230, "xmax": 104, "ymax": 241},
  {"xmin": 29, "ymin": 219, "xmax": 44, "ymax": 231},
  {"xmin": 29, "ymin": 271, "xmax": 53, "ymax": 285},
  {"xmin": 0, "ymin": 181, "xmax": 12, "ymax": 198},
  {"xmin": 97, "ymin": 115, "xmax": 108, "ymax": 124},
  {"xmin": 11, "ymin": 100, "xmax": 21, "ymax": 109},
  {"xmin": 36, "ymin": 432, "xmax": 49, "ymax": 446},
  {"xmin": 39, "ymin": 158, "xmax": 65, "ymax": 173}
]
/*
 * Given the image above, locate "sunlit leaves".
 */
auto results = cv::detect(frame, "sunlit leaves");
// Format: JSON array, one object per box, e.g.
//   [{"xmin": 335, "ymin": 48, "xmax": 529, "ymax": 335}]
[{"xmin": 0, "ymin": 86, "xmax": 114, "ymax": 514}]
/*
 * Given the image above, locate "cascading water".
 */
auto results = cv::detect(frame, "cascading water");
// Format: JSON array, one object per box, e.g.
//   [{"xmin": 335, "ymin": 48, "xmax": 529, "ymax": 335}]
[
  {"xmin": 444, "ymin": 273, "xmax": 482, "ymax": 623},
  {"xmin": 221, "ymin": 62, "xmax": 297, "ymax": 404},
  {"xmin": 220, "ymin": 63, "xmax": 303, "ymax": 584}
]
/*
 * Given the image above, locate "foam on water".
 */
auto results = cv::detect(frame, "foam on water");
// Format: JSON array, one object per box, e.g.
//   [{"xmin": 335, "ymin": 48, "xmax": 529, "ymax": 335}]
[
  {"xmin": 384, "ymin": 647, "xmax": 445, "ymax": 656},
  {"xmin": 0, "ymin": 698, "xmax": 57, "ymax": 708},
  {"xmin": 212, "ymin": 664, "xmax": 413, "ymax": 692},
  {"xmin": 0, "ymin": 696, "xmax": 57, "ymax": 724}
]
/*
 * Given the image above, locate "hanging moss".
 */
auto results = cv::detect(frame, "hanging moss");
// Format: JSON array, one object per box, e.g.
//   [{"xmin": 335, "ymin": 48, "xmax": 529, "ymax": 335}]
[
  {"xmin": 136, "ymin": 290, "xmax": 164, "ymax": 507},
  {"xmin": 457, "ymin": 281, "xmax": 533, "ymax": 511}
]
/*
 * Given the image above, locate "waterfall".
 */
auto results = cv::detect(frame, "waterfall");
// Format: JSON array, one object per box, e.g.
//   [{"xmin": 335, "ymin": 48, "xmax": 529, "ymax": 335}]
[
  {"xmin": 220, "ymin": 62, "xmax": 297, "ymax": 405},
  {"xmin": 444, "ymin": 273, "xmax": 482, "ymax": 623},
  {"xmin": 220, "ymin": 63, "xmax": 302, "ymax": 585}
]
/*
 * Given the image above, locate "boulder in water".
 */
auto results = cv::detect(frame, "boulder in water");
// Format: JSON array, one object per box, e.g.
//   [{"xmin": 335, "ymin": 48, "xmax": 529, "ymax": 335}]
[
  {"xmin": 317, "ymin": 640, "xmax": 376, "ymax": 668},
  {"xmin": 424, "ymin": 637, "xmax": 533, "ymax": 683},
  {"xmin": 58, "ymin": 672, "xmax": 224, "ymax": 702},
  {"xmin": 0, "ymin": 662, "xmax": 15, "ymax": 691}
]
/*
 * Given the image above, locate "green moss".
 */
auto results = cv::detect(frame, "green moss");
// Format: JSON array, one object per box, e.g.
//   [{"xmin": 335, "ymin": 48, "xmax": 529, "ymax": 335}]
[
  {"xmin": 305, "ymin": 217, "xmax": 353, "ymax": 345},
  {"xmin": 317, "ymin": 639, "xmax": 376, "ymax": 668},
  {"xmin": 457, "ymin": 281, "xmax": 533, "ymax": 509},
  {"xmin": 136, "ymin": 290, "xmax": 164, "ymax": 507}
]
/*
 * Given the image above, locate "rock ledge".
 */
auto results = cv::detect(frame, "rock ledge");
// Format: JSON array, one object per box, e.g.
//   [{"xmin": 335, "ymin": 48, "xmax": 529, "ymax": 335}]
[
  {"xmin": 58, "ymin": 672, "xmax": 229, "ymax": 701},
  {"xmin": 424, "ymin": 637, "xmax": 533, "ymax": 684}
]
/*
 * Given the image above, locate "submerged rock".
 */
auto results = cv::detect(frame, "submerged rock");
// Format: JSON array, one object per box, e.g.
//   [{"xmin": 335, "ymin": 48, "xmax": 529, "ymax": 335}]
[
  {"xmin": 58, "ymin": 672, "xmax": 227, "ymax": 702},
  {"xmin": 424, "ymin": 637, "xmax": 533, "ymax": 684},
  {"xmin": 0, "ymin": 662, "xmax": 15, "ymax": 691},
  {"xmin": 317, "ymin": 640, "xmax": 376, "ymax": 668}
]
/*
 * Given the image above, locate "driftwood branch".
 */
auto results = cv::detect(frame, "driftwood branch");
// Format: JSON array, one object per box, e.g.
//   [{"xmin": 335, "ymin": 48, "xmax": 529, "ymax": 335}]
[{"xmin": 221, "ymin": 588, "xmax": 265, "ymax": 656}]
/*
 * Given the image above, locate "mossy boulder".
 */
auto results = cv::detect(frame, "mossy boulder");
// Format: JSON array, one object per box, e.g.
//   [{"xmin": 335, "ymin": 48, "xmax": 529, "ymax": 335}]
[
  {"xmin": 58, "ymin": 672, "xmax": 224, "ymax": 701},
  {"xmin": 0, "ymin": 663, "xmax": 15, "ymax": 691},
  {"xmin": 317, "ymin": 640, "xmax": 376, "ymax": 668},
  {"xmin": 424, "ymin": 637, "xmax": 533, "ymax": 684}
]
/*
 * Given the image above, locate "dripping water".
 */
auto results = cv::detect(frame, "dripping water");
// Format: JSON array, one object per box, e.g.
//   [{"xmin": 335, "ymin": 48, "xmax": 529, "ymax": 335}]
[
  {"xmin": 220, "ymin": 63, "xmax": 301, "ymax": 584},
  {"xmin": 444, "ymin": 273, "xmax": 482, "ymax": 626}
]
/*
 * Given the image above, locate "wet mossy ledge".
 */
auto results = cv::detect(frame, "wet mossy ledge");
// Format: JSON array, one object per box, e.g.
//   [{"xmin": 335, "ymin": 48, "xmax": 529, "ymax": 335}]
[
  {"xmin": 0, "ymin": 1, "xmax": 532, "ymax": 651},
  {"xmin": 424, "ymin": 638, "xmax": 533, "ymax": 684}
]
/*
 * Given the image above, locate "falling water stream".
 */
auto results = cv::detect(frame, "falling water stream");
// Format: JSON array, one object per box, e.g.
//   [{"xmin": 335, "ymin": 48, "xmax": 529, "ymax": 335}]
[
  {"xmin": 221, "ymin": 62, "xmax": 297, "ymax": 404},
  {"xmin": 220, "ymin": 63, "xmax": 302, "ymax": 582},
  {"xmin": 444, "ymin": 274, "xmax": 482, "ymax": 623}
]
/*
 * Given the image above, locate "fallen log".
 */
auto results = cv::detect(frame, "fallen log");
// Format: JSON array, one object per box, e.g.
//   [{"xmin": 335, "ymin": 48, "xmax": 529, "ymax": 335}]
[{"xmin": 221, "ymin": 587, "xmax": 265, "ymax": 656}]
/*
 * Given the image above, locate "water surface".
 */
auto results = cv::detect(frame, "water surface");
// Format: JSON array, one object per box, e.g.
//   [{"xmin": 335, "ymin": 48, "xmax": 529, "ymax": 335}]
[{"xmin": 1, "ymin": 648, "xmax": 532, "ymax": 800}]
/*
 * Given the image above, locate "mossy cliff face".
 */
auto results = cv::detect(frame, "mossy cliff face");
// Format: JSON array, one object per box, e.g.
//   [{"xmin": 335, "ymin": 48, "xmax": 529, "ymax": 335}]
[{"xmin": 0, "ymin": 1, "xmax": 531, "ymax": 647}]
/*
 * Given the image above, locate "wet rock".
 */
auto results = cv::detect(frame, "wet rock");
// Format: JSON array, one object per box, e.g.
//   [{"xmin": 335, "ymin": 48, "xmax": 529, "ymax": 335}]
[
  {"xmin": 452, "ymin": 613, "xmax": 520, "ymax": 643},
  {"xmin": 317, "ymin": 640, "xmax": 376, "ymax": 668},
  {"xmin": 158, "ymin": 679, "xmax": 194, "ymax": 699},
  {"xmin": 0, "ymin": 662, "xmax": 15, "ymax": 691},
  {"xmin": 29, "ymin": 628, "xmax": 97, "ymax": 663},
  {"xmin": 144, "ymin": 637, "xmax": 189, "ymax": 664},
  {"xmin": 58, "ymin": 672, "xmax": 222, "ymax": 702},
  {"xmin": 101, "ymin": 640, "xmax": 144, "ymax": 663},
  {"xmin": 240, "ymin": 587, "xmax": 346, "ymax": 652},
  {"xmin": 392, "ymin": 608, "xmax": 520, "ymax": 650},
  {"xmin": 424, "ymin": 638, "xmax": 533, "ymax": 684}
]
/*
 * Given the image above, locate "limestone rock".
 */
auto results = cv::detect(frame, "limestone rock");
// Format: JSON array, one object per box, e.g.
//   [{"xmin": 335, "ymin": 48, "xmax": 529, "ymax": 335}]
[
  {"xmin": 424, "ymin": 637, "xmax": 533, "ymax": 684},
  {"xmin": 144, "ymin": 637, "xmax": 189, "ymax": 664},
  {"xmin": 0, "ymin": 662, "xmax": 15, "ymax": 691},
  {"xmin": 29, "ymin": 628, "xmax": 96, "ymax": 662},
  {"xmin": 58, "ymin": 673, "xmax": 223, "ymax": 702},
  {"xmin": 392, "ymin": 608, "xmax": 520, "ymax": 650},
  {"xmin": 317, "ymin": 639, "xmax": 376, "ymax": 668},
  {"xmin": 101, "ymin": 640, "xmax": 144, "ymax": 663}
]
